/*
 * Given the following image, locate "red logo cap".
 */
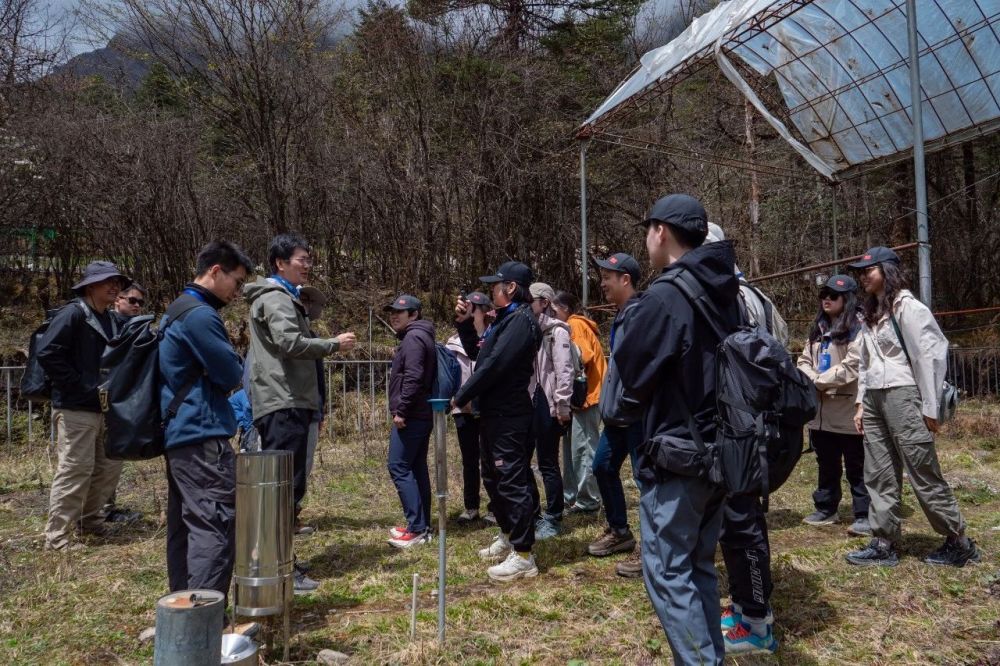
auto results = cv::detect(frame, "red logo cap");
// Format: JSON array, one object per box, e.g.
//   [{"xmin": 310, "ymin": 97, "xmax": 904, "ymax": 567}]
[
  {"xmin": 398, "ymin": 299, "xmax": 406, "ymax": 304},
  {"xmin": 836, "ymin": 279, "xmax": 845, "ymax": 286},
  {"xmin": 864, "ymin": 254, "xmax": 872, "ymax": 260},
  {"xmin": 609, "ymin": 256, "xmax": 618, "ymax": 264}
]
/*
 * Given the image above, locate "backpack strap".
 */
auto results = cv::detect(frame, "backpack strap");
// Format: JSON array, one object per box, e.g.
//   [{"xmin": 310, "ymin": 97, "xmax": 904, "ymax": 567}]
[
  {"xmin": 888, "ymin": 311, "xmax": 913, "ymax": 368},
  {"xmin": 740, "ymin": 281, "xmax": 774, "ymax": 334},
  {"xmin": 657, "ymin": 268, "xmax": 730, "ymax": 342}
]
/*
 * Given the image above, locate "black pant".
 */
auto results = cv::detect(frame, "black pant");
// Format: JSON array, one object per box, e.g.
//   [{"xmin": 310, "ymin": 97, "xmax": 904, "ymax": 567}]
[
  {"xmin": 480, "ymin": 413, "xmax": 538, "ymax": 552},
  {"xmin": 165, "ymin": 439, "xmax": 236, "ymax": 599},
  {"xmin": 719, "ymin": 493, "xmax": 772, "ymax": 620},
  {"xmin": 255, "ymin": 407, "xmax": 312, "ymax": 518},
  {"xmin": 453, "ymin": 414, "xmax": 482, "ymax": 511},
  {"xmin": 529, "ymin": 387, "xmax": 565, "ymax": 518},
  {"xmin": 810, "ymin": 429, "xmax": 869, "ymax": 518}
]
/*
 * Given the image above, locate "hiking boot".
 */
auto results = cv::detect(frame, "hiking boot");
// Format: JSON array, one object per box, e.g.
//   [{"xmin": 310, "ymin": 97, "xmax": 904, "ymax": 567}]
[
  {"xmin": 923, "ymin": 537, "xmax": 981, "ymax": 567},
  {"xmin": 78, "ymin": 522, "xmax": 108, "ymax": 537},
  {"xmin": 566, "ymin": 503, "xmax": 601, "ymax": 516},
  {"xmin": 845, "ymin": 538, "xmax": 899, "ymax": 567},
  {"xmin": 487, "ymin": 551, "xmax": 538, "ymax": 582},
  {"xmin": 847, "ymin": 517, "xmax": 872, "ymax": 537},
  {"xmin": 724, "ymin": 622, "xmax": 778, "ymax": 655},
  {"xmin": 615, "ymin": 551, "xmax": 643, "ymax": 578},
  {"xmin": 721, "ymin": 605, "xmax": 742, "ymax": 632},
  {"xmin": 588, "ymin": 527, "xmax": 636, "ymax": 557},
  {"xmin": 105, "ymin": 507, "xmax": 142, "ymax": 524},
  {"xmin": 293, "ymin": 565, "xmax": 320, "ymax": 595},
  {"xmin": 534, "ymin": 516, "xmax": 562, "ymax": 541},
  {"xmin": 483, "ymin": 511, "xmax": 497, "ymax": 525},
  {"xmin": 457, "ymin": 509, "xmax": 480, "ymax": 523},
  {"xmin": 802, "ymin": 510, "xmax": 839, "ymax": 526},
  {"xmin": 478, "ymin": 533, "xmax": 511, "ymax": 561},
  {"xmin": 45, "ymin": 541, "xmax": 86, "ymax": 552},
  {"xmin": 388, "ymin": 529, "xmax": 431, "ymax": 549}
]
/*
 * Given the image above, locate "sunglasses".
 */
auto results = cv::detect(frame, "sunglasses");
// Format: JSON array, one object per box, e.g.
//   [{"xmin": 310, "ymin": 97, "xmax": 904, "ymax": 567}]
[
  {"xmin": 819, "ymin": 291, "xmax": 843, "ymax": 301},
  {"xmin": 122, "ymin": 296, "xmax": 145, "ymax": 306}
]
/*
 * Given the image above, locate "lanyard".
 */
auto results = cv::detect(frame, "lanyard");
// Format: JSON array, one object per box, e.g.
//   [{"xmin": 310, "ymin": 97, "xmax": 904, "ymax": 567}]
[
  {"xmin": 482, "ymin": 303, "xmax": 517, "ymax": 341},
  {"xmin": 183, "ymin": 288, "xmax": 207, "ymax": 303}
]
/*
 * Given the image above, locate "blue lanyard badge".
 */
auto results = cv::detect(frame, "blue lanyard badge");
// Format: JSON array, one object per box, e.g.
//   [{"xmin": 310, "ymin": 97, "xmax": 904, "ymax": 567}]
[{"xmin": 269, "ymin": 274, "xmax": 300, "ymax": 299}]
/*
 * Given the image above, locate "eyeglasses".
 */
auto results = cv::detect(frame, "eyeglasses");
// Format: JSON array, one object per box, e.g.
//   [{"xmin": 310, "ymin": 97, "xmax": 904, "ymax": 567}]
[
  {"xmin": 225, "ymin": 270, "xmax": 247, "ymax": 291},
  {"xmin": 292, "ymin": 256, "xmax": 313, "ymax": 268},
  {"xmin": 124, "ymin": 297, "xmax": 144, "ymax": 307}
]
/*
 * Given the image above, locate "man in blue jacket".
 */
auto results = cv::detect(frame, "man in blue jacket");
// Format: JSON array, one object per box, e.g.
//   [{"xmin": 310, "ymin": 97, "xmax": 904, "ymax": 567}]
[
  {"xmin": 614, "ymin": 195, "xmax": 740, "ymax": 665},
  {"xmin": 159, "ymin": 240, "xmax": 252, "ymax": 598},
  {"xmin": 384, "ymin": 295, "xmax": 437, "ymax": 548}
]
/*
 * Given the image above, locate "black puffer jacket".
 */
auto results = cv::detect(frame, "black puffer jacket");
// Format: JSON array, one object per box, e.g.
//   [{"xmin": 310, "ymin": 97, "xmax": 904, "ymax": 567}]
[
  {"xmin": 36, "ymin": 299, "xmax": 119, "ymax": 412},
  {"xmin": 454, "ymin": 303, "xmax": 541, "ymax": 417}
]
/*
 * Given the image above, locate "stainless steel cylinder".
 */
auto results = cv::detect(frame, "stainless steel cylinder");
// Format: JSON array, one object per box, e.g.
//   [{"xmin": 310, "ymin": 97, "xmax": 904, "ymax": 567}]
[{"xmin": 233, "ymin": 450, "xmax": 294, "ymax": 617}]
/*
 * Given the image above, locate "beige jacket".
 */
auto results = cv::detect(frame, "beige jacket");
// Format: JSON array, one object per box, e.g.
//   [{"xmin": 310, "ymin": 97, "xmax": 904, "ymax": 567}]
[
  {"xmin": 533, "ymin": 313, "xmax": 573, "ymax": 419},
  {"xmin": 797, "ymin": 330, "xmax": 862, "ymax": 435},
  {"xmin": 857, "ymin": 290, "xmax": 948, "ymax": 420},
  {"xmin": 447, "ymin": 334, "xmax": 474, "ymax": 415}
]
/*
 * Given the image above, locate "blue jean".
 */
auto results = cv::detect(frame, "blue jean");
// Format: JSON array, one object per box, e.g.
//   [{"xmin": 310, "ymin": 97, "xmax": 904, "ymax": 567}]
[
  {"xmin": 592, "ymin": 421, "xmax": 643, "ymax": 531},
  {"xmin": 387, "ymin": 419, "xmax": 433, "ymax": 533}
]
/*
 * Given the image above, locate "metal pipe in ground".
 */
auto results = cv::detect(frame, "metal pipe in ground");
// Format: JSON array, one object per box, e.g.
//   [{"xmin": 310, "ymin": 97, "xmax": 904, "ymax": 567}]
[
  {"xmin": 409, "ymin": 573, "xmax": 419, "ymax": 641},
  {"xmin": 429, "ymin": 399, "xmax": 450, "ymax": 643}
]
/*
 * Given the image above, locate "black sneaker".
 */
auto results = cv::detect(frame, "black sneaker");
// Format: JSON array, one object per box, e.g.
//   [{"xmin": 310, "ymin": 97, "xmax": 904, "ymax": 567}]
[
  {"xmin": 802, "ymin": 510, "xmax": 839, "ymax": 526},
  {"xmin": 923, "ymin": 538, "xmax": 981, "ymax": 567},
  {"xmin": 845, "ymin": 539, "xmax": 899, "ymax": 567},
  {"xmin": 105, "ymin": 507, "xmax": 143, "ymax": 524}
]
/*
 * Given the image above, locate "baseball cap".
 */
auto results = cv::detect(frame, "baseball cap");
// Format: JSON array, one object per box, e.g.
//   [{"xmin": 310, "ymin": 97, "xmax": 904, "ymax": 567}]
[
  {"xmin": 594, "ymin": 253, "xmax": 641, "ymax": 285},
  {"xmin": 466, "ymin": 291, "xmax": 491, "ymax": 307},
  {"xmin": 823, "ymin": 274, "xmax": 858, "ymax": 293},
  {"xmin": 640, "ymin": 194, "xmax": 709, "ymax": 243},
  {"xmin": 478, "ymin": 261, "xmax": 534, "ymax": 288},
  {"xmin": 848, "ymin": 246, "xmax": 900, "ymax": 269},
  {"xmin": 384, "ymin": 294, "xmax": 422, "ymax": 312},
  {"xmin": 529, "ymin": 282, "xmax": 556, "ymax": 301}
]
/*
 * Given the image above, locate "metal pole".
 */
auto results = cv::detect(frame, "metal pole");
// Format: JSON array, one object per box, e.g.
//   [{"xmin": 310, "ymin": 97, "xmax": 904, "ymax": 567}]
[
  {"xmin": 6, "ymin": 369, "xmax": 11, "ymax": 444},
  {"xmin": 906, "ymin": 0, "xmax": 932, "ymax": 306},
  {"xmin": 429, "ymin": 398, "xmax": 450, "ymax": 643},
  {"xmin": 831, "ymin": 184, "xmax": 839, "ymax": 263},
  {"xmin": 579, "ymin": 140, "xmax": 590, "ymax": 308},
  {"xmin": 409, "ymin": 573, "xmax": 420, "ymax": 641}
]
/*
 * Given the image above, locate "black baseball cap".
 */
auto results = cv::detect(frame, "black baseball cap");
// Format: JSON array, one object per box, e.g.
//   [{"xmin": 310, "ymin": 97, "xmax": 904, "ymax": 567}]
[
  {"xmin": 384, "ymin": 294, "xmax": 422, "ymax": 312},
  {"xmin": 848, "ymin": 246, "xmax": 899, "ymax": 269},
  {"xmin": 640, "ymin": 194, "xmax": 709, "ymax": 243},
  {"xmin": 466, "ymin": 291, "xmax": 491, "ymax": 307},
  {"xmin": 478, "ymin": 261, "xmax": 534, "ymax": 288},
  {"xmin": 594, "ymin": 253, "xmax": 641, "ymax": 285},
  {"xmin": 823, "ymin": 274, "xmax": 858, "ymax": 293}
]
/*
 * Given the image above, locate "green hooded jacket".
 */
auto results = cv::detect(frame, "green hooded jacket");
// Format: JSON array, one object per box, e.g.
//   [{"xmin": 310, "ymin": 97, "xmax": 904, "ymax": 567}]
[{"xmin": 243, "ymin": 277, "xmax": 339, "ymax": 420}]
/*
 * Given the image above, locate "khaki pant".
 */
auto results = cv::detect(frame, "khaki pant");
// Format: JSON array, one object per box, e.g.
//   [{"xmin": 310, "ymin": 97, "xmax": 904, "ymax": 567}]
[
  {"xmin": 45, "ymin": 409, "xmax": 122, "ymax": 549},
  {"xmin": 862, "ymin": 386, "xmax": 965, "ymax": 544}
]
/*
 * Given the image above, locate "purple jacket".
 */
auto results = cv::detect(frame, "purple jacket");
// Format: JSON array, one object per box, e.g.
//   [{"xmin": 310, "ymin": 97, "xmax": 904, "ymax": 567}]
[{"xmin": 389, "ymin": 319, "xmax": 437, "ymax": 421}]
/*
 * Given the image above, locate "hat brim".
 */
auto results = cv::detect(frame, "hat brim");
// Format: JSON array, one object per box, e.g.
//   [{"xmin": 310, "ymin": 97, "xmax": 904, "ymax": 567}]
[
  {"xmin": 72, "ymin": 272, "xmax": 131, "ymax": 292},
  {"xmin": 383, "ymin": 304, "xmax": 413, "ymax": 312},
  {"xmin": 478, "ymin": 275, "xmax": 503, "ymax": 284},
  {"xmin": 594, "ymin": 259, "xmax": 629, "ymax": 273},
  {"xmin": 847, "ymin": 259, "xmax": 877, "ymax": 269}
]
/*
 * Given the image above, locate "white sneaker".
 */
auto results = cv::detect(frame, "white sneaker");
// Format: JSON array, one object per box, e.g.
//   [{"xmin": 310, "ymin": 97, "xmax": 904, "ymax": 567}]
[
  {"xmin": 457, "ymin": 509, "xmax": 480, "ymax": 523},
  {"xmin": 478, "ymin": 533, "xmax": 511, "ymax": 561},
  {"xmin": 487, "ymin": 551, "xmax": 538, "ymax": 582}
]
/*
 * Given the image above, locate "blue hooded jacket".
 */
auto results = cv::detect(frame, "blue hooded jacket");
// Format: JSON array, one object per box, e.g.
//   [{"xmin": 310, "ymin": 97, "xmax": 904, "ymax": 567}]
[{"xmin": 159, "ymin": 285, "xmax": 244, "ymax": 449}]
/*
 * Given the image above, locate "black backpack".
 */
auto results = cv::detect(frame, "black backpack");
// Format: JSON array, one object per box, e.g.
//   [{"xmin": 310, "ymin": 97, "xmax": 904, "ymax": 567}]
[
  {"xmin": 99, "ymin": 298, "xmax": 204, "ymax": 460},
  {"xmin": 20, "ymin": 307, "xmax": 62, "ymax": 402},
  {"xmin": 664, "ymin": 268, "xmax": 816, "ymax": 507}
]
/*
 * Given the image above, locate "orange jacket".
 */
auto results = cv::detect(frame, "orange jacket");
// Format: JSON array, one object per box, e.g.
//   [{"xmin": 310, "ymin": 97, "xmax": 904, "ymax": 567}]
[{"xmin": 568, "ymin": 314, "xmax": 606, "ymax": 409}]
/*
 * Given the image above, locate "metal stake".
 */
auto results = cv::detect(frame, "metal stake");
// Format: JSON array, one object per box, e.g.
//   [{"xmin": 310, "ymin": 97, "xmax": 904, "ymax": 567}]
[
  {"xmin": 579, "ymin": 140, "xmax": 590, "ymax": 308},
  {"xmin": 409, "ymin": 573, "xmax": 420, "ymax": 641},
  {"xmin": 429, "ymin": 398, "xmax": 450, "ymax": 643}
]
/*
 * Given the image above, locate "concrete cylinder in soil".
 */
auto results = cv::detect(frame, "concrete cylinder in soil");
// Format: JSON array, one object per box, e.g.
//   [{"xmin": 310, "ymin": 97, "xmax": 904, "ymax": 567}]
[
  {"xmin": 233, "ymin": 450, "xmax": 294, "ymax": 617},
  {"xmin": 153, "ymin": 589, "xmax": 225, "ymax": 666}
]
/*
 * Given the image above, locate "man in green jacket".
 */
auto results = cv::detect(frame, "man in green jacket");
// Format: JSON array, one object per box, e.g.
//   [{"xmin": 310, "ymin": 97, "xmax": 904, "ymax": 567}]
[{"xmin": 244, "ymin": 233, "xmax": 356, "ymax": 593}]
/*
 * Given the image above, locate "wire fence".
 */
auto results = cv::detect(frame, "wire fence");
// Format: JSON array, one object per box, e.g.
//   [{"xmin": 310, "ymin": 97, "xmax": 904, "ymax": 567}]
[{"xmin": 1, "ymin": 348, "xmax": 998, "ymax": 447}]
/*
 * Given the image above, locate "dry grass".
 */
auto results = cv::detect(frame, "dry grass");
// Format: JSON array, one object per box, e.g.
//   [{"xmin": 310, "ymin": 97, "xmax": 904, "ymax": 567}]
[{"xmin": 1, "ymin": 400, "xmax": 999, "ymax": 665}]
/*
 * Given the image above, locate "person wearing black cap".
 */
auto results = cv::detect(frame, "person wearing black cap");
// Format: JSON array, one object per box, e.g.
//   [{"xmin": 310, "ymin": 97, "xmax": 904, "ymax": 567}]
[
  {"xmin": 797, "ymin": 275, "xmax": 869, "ymax": 535},
  {"xmin": 845, "ymin": 247, "xmax": 980, "ymax": 568},
  {"xmin": 613, "ymin": 194, "xmax": 740, "ymax": 665},
  {"xmin": 38, "ymin": 261, "xmax": 129, "ymax": 551},
  {"xmin": 589, "ymin": 253, "xmax": 643, "ymax": 569},
  {"xmin": 452, "ymin": 261, "xmax": 543, "ymax": 581},
  {"xmin": 446, "ymin": 291, "xmax": 492, "ymax": 523},
  {"xmin": 384, "ymin": 295, "xmax": 437, "ymax": 548}
]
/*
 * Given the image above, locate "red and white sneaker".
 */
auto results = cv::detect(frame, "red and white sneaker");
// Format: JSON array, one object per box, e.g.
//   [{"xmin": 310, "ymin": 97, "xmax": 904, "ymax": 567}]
[
  {"xmin": 388, "ymin": 529, "xmax": 431, "ymax": 549},
  {"xmin": 389, "ymin": 525, "xmax": 407, "ymax": 539}
]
